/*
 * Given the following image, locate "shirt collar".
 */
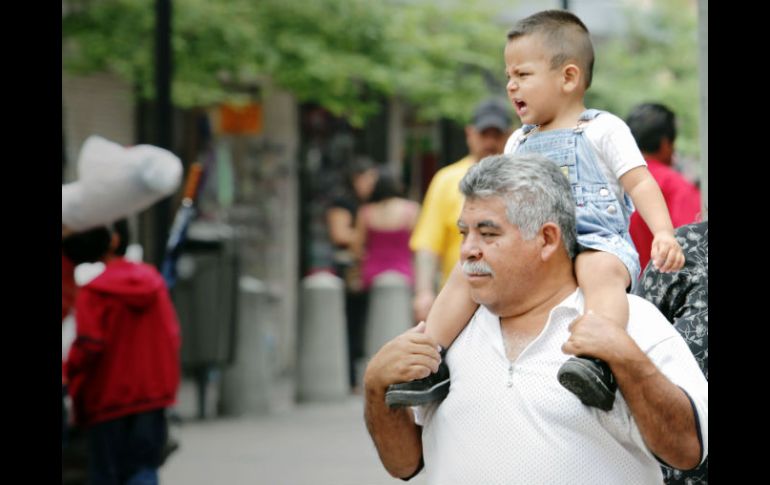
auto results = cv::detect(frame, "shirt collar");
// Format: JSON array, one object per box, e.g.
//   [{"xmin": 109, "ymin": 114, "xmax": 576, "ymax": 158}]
[{"xmin": 475, "ymin": 287, "xmax": 584, "ymax": 358}]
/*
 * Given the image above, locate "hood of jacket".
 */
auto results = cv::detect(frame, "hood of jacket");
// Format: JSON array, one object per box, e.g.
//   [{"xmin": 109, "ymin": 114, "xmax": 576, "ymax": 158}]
[{"xmin": 85, "ymin": 257, "xmax": 165, "ymax": 309}]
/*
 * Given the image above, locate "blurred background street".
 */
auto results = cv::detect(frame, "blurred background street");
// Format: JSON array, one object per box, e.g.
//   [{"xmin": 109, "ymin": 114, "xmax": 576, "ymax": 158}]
[{"xmin": 160, "ymin": 388, "xmax": 427, "ymax": 485}]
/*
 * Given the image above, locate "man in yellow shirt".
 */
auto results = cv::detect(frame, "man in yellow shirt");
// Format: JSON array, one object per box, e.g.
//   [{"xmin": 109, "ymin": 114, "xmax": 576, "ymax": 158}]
[{"xmin": 411, "ymin": 99, "xmax": 513, "ymax": 322}]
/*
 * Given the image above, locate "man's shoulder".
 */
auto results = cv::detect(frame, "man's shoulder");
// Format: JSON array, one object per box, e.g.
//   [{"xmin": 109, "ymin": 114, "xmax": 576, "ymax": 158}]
[
  {"xmin": 433, "ymin": 157, "xmax": 475, "ymax": 181},
  {"xmin": 626, "ymin": 293, "xmax": 681, "ymax": 349}
]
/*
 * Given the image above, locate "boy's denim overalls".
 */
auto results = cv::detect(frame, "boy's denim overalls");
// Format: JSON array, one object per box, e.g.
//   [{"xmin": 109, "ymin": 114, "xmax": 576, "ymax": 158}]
[{"xmin": 515, "ymin": 109, "xmax": 640, "ymax": 291}]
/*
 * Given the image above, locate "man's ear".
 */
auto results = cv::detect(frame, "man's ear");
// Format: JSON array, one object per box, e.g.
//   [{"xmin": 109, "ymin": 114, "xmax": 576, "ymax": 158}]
[
  {"xmin": 561, "ymin": 63, "xmax": 581, "ymax": 94},
  {"xmin": 538, "ymin": 222, "xmax": 562, "ymax": 261}
]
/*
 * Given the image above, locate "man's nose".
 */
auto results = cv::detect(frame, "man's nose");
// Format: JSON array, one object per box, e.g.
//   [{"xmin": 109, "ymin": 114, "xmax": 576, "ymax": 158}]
[{"xmin": 461, "ymin": 236, "xmax": 482, "ymax": 261}]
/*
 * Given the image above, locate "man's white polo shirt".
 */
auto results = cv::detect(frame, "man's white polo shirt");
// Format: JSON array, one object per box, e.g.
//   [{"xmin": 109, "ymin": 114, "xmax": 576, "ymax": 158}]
[{"xmin": 414, "ymin": 289, "xmax": 708, "ymax": 485}]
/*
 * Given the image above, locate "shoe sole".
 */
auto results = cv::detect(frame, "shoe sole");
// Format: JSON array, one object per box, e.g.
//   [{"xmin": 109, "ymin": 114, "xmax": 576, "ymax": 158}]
[
  {"xmin": 385, "ymin": 378, "xmax": 450, "ymax": 408},
  {"xmin": 557, "ymin": 360, "xmax": 614, "ymax": 411}
]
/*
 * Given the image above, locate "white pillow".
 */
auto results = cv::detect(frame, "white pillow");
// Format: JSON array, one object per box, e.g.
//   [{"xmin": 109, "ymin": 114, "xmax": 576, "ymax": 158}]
[{"xmin": 62, "ymin": 135, "xmax": 183, "ymax": 232}]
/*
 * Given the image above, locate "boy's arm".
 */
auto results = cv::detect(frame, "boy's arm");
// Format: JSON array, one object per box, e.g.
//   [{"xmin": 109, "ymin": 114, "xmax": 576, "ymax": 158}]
[{"xmin": 620, "ymin": 166, "xmax": 684, "ymax": 272}]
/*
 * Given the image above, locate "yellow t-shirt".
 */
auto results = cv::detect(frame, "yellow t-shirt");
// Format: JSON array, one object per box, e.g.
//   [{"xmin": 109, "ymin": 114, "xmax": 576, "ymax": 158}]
[{"xmin": 409, "ymin": 156, "xmax": 475, "ymax": 286}]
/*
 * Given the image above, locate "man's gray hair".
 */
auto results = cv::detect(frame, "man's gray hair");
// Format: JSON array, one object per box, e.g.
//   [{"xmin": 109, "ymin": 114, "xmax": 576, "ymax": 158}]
[{"xmin": 459, "ymin": 153, "xmax": 578, "ymax": 258}]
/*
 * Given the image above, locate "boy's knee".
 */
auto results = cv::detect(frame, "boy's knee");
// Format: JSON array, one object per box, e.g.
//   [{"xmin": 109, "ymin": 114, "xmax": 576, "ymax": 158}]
[{"xmin": 577, "ymin": 252, "xmax": 630, "ymax": 285}]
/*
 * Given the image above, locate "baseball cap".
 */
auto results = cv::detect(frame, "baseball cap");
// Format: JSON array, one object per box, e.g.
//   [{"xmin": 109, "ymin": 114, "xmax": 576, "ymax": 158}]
[{"xmin": 471, "ymin": 98, "xmax": 513, "ymax": 132}]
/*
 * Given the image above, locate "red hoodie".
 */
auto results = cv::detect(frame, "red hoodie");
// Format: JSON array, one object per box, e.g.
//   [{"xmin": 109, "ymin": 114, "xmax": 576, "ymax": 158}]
[{"xmin": 66, "ymin": 257, "xmax": 181, "ymax": 426}]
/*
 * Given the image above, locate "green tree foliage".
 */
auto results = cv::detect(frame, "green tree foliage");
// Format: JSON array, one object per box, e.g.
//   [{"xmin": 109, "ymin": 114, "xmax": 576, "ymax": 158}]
[
  {"xmin": 588, "ymin": 0, "xmax": 700, "ymax": 156},
  {"xmin": 63, "ymin": 0, "xmax": 508, "ymax": 126},
  {"xmin": 63, "ymin": 0, "xmax": 701, "ymax": 145}
]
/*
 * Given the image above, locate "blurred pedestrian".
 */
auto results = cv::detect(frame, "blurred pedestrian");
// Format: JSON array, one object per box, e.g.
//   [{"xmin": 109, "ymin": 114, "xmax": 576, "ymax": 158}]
[
  {"xmin": 325, "ymin": 157, "xmax": 379, "ymax": 390},
  {"xmin": 635, "ymin": 220, "xmax": 708, "ymax": 484},
  {"xmin": 353, "ymin": 166, "xmax": 420, "ymax": 290},
  {"xmin": 64, "ymin": 220, "xmax": 181, "ymax": 485},
  {"xmin": 627, "ymin": 103, "xmax": 702, "ymax": 271},
  {"xmin": 409, "ymin": 98, "xmax": 512, "ymax": 323}
]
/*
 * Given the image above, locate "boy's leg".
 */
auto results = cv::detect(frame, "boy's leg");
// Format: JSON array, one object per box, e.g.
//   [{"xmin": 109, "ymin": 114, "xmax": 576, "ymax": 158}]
[
  {"xmin": 385, "ymin": 264, "xmax": 479, "ymax": 407},
  {"xmin": 424, "ymin": 264, "xmax": 479, "ymax": 349},
  {"xmin": 557, "ymin": 250, "xmax": 630, "ymax": 411}
]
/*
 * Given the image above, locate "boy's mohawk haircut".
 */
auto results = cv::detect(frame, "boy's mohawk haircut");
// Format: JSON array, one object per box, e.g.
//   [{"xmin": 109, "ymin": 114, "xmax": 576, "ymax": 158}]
[{"xmin": 507, "ymin": 9, "xmax": 595, "ymax": 89}]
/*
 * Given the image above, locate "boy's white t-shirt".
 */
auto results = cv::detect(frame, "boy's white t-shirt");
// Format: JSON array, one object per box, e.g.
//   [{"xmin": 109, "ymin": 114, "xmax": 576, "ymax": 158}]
[{"xmin": 504, "ymin": 111, "xmax": 646, "ymax": 205}]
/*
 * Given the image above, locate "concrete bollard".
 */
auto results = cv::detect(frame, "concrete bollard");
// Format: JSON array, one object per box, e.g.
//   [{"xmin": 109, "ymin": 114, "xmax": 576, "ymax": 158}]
[
  {"xmin": 364, "ymin": 271, "xmax": 413, "ymax": 360},
  {"xmin": 219, "ymin": 276, "xmax": 273, "ymax": 416},
  {"xmin": 296, "ymin": 272, "xmax": 349, "ymax": 402}
]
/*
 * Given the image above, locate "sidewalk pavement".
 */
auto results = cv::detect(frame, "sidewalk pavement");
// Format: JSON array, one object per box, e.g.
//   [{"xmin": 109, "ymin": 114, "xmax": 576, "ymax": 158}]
[{"xmin": 160, "ymin": 393, "xmax": 428, "ymax": 485}]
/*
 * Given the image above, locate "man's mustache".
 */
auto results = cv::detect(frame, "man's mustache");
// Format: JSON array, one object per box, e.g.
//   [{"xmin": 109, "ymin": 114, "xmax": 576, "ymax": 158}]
[{"xmin": 462, "ymin": 260, "xmax": 494, "ymax": 277}]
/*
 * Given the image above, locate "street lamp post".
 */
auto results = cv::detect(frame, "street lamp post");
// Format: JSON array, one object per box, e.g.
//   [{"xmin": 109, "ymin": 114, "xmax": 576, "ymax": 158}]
[{"xmin": 154, "ymin": 0, "xmax": 173, "ymax": 266}]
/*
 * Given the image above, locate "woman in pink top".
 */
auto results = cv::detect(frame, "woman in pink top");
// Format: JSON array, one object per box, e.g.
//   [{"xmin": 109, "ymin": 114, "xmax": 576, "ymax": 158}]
[{"xmin": 353, "ymin": 168, "xmax": 420, "ymax": 290}]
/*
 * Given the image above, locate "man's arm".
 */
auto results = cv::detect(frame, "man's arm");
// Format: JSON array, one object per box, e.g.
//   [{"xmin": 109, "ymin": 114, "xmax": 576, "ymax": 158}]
[
  {"xmin": 564, "ymin": 312, "xmax": 703, "ymax": 470},
  {"xmin": 364, "ymin": 322, "xmax": 440, "ymax": 478},
  {"xmin": 410, "ymin": 165, "xmax": 456, "ymax": 322}
]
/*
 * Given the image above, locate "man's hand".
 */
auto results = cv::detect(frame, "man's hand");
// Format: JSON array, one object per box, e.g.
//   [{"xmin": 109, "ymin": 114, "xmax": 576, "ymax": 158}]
[
  {"xmin": 562, "ymin": 311, "xmax": 633, "ymax": 363},
  {"xmin": 364, "ymin": 322, "xmax": 437, "ymax": 478},
  {"xmin": 651, "ymin": 230, "xmax": 685, "ymax": 273},
  {"xmin": 365, "ymin": 321, "xmax": 441, "ymax": 393},
  {"xmin": 413, "ymin": 290, "xmax": 436, "ymax": 324},
  {"xmin": 565, "ymin": 313, "xmax": 703, "ymax": 470}
]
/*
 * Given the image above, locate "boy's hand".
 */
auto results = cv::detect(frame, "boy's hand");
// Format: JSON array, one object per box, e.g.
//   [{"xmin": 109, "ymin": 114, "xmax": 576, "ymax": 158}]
[{"xmin": 650, "ymin": 231, "xmax": 685, "ymax": 272}]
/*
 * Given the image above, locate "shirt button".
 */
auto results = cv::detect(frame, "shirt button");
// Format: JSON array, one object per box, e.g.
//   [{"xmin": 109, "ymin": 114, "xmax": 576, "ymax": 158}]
[
  {"xmin": 607, "ymin": 205, "xmax": 617, "ymax": 214},
  {"xmin": 599, "ymin": 188, "xmax": 609, "ymax": 197}
]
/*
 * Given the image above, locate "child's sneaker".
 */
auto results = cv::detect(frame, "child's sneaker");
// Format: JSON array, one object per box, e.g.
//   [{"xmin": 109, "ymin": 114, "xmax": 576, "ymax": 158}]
[
  {"xmin": 557, "ymin": 356, "xmax": 617, "ymax": 411},
  {"xmin": 385, "ymin": 350, "xmax": 449, "ymax": 408}
]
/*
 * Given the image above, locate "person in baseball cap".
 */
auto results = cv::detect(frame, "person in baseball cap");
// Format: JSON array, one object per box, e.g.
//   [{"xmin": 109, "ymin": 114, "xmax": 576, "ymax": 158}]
[
  {"xmin": 471, "ymin": 97, "xmax": 514, "ymax": 133},
  {"xmin": 409, "ymin": 98, "xmax": 514, "ymax": 325}
]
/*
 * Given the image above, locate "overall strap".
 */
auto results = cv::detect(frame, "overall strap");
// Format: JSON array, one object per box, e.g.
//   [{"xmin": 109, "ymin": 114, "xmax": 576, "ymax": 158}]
[
  {"xmin": 574, "ymin": 109, "xmax": 604, "ymax": 133},
  {"xmin": 519, "ymin": 123, "xmax": 538, "ymax": 142}
]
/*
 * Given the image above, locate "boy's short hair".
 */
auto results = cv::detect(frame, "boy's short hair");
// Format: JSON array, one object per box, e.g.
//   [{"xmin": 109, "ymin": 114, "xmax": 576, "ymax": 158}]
[
  {"xmin": 507, "ymin": 9, "xmax": 594, "ymax": 89},
  {"xmin": 62, "ymin": 226, "xmax": 111, "ymax": 264}
]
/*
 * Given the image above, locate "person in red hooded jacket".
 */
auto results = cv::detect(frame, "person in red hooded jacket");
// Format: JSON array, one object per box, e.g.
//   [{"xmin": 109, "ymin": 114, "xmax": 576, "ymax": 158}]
[{"xmin": 63, "ymin": 219, "xmax": 181, "ymax": 485}]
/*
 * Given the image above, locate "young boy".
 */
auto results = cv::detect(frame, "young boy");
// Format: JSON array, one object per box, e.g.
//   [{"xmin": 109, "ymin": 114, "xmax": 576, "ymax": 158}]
[
  {"xmin": 64, "ymin": 220, "xmax": 181, "ymax": 484},
  {"xmin": 386, "ymin": 10, "xmax": 684, "ymax": 411}
]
